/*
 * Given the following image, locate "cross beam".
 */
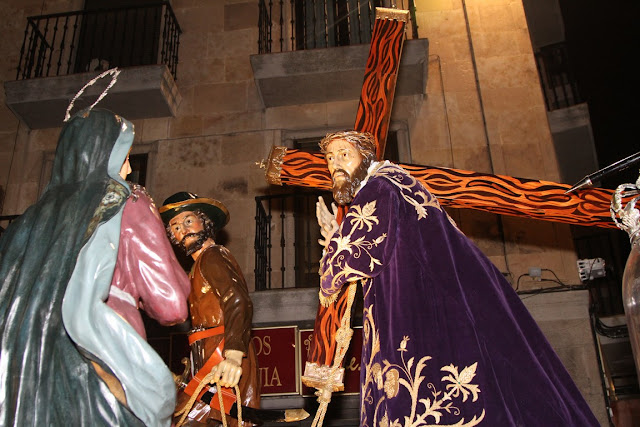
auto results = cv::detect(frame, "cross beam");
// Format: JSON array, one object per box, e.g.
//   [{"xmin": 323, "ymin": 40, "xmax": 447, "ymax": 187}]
[{"xmin": 265, "ymin": 148, "xmax": 621, "ymax": 229}]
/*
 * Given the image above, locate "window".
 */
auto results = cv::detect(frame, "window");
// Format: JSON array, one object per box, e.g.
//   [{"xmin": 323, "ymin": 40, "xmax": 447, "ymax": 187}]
[
  {"xmin": 128, "ymin": 152, "xmax": 148, "ymax": 186},
  {"xmin": 293, "ymin": 129, "xmax": 403, "ymax": 161},
  {"xmin": 254, "ymin": 127, "xmax": 409, "ymax": 290}
]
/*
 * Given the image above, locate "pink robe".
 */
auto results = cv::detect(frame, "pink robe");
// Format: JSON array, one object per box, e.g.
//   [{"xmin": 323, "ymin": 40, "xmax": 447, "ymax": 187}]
[{"xmin": 107, "ymin": 186, "xmax": 190, "ymax": 339}]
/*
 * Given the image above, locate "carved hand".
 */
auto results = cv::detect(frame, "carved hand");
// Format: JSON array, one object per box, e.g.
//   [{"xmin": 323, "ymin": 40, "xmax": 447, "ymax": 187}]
[
  {"xmin": 316, "ymin": 196, "xmax": 339, "ymax": 248},
  {"xmin": 211, "ymin": 349, "xmax": 243, "ymax": 388}
]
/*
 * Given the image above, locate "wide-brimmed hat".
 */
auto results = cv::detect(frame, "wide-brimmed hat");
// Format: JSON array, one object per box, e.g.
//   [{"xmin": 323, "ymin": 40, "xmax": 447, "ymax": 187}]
[{"xmin": 159, "ymin": 191, "xmax": 230, "ymax": 231}]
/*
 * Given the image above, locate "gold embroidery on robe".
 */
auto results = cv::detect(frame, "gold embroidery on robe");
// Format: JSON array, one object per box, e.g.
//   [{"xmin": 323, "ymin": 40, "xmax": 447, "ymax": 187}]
[
  {"xmin": 320, "ymin": 165, "xmax": 450, "ymax": 300},
  {"xmin": 361, "ymin": 301, "xmax": 485, "ymax": 427}
]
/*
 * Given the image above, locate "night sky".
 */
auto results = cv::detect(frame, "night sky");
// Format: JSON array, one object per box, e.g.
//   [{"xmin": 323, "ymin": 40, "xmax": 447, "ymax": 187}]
[{"xmin": 559, "ymin": 0, "xmax": 640, "ymax": 189}]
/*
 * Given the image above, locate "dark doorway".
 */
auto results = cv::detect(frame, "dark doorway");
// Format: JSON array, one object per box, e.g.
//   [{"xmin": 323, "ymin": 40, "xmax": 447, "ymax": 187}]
[{"xmin": 128, "ymin": 152, "xmax": 148, "ymax": 187}]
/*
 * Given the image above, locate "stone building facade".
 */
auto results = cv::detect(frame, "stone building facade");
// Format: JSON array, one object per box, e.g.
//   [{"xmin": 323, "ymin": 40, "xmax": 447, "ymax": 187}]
[{"xmin": 0, "ymin": 0, "xmax": 610, "ymax": 424}]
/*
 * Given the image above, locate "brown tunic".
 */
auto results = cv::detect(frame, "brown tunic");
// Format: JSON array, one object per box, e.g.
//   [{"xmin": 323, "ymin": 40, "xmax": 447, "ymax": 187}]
[{"xmin": 179, "ymin": 244, "xmax": 260, "ymax": 426}]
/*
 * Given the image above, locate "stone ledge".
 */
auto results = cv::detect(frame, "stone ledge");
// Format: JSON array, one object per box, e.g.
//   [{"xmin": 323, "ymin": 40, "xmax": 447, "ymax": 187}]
[
  {"xmin": 4, "ymin": 64, "xmax": 182, "ymax": 129},
  {"xmin": 250, "ymin": 38, "xmax": 429, "ymax": 108}
]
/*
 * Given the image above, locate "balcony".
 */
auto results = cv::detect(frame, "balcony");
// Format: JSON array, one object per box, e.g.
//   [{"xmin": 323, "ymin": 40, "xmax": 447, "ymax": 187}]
[
  {"xmin": 534, "ymin": 42, "xmax": 583, "ymax": 111},
  {"xmin": 4, "ymin": 1, "xmax": 182, "ymax": 130},
  {"xmin": 250, "ymin": 0, "xmax": 428, "ymax": 108}
]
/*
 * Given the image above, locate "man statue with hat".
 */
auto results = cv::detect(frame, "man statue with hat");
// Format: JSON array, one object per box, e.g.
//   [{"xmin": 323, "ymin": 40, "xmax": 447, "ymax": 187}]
[{"xmin": 160, "ymin": 192, "xmax": 260, "ymax": 426}]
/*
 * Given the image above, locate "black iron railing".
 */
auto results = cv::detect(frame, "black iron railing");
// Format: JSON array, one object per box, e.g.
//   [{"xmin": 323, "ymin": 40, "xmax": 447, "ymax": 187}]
[
  {"xmin": 258, "ymin": 0, "xmax": 417, "ymax": 53},
  {"xmin": 534, "ymin": 42, "xmax": 583, "ymax": 111},
  {"xmin": 16, "ymin": 1, "xmax": 181, "ymax": 81},
  {"xmin": 254, "ymin": 191, "xmax": 331, "ymax": 291}
]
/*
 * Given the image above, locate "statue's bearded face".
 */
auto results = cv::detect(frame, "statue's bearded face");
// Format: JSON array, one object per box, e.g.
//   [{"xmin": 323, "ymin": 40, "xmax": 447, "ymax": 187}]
[
  {"xmin": 325, "ymin": 139, "xmax": 369, "ymax": 205},
  {"xmin": 168, "ymin": 211, "xmax": 209, "ymax": 256}
]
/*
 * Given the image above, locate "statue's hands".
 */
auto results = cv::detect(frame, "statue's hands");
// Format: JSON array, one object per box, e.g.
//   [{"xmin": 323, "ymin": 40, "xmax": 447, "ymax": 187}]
[
  {"xmin": 316, "ymin": 196, "xmax": 339, "ymax": 248},
  {"xmin": 211, "ymin": 349, "xmax": 243, "ymax": 388}
]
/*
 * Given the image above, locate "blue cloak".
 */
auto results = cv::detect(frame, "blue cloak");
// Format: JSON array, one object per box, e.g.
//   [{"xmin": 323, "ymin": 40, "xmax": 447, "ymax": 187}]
[{"xmin": 0, "ymin": 109, "xmax": 175, "ymax": 426}]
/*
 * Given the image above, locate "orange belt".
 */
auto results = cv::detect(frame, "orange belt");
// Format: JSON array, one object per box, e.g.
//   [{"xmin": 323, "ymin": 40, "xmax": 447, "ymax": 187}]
[
  {"xmin": 184, "ymin": 332, "xmax": 236, "ymax": 413},
  {"xmin": 188, "ymin": 325, "xmax": 224, "ymax": 345}
]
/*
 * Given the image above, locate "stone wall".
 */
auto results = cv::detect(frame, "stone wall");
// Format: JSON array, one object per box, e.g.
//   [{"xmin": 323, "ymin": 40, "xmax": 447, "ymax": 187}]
[
  {"xmin": 0, "ymin": 0, "xmax": 585, "ymax": 291},
  {"xmin": 0, "ymin": 0, "xmax": 608, "ymax": 422},
  {"xmin": 411, "ymin": 0, "xmax": 582, "ymax": 288},
  {"xmin": 522, "ymin": 290, "xmax": 608, "ymax": 424}
]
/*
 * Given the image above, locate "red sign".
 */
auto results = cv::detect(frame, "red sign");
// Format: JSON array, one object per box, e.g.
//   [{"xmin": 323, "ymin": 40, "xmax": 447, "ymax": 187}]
[
  {"xmin": 251, "ymin": 326, "xmax": 299, "ymax": 395},
  {"xmin": 299, "ymin": 327, "xmax": 362, "ymax": 396}
]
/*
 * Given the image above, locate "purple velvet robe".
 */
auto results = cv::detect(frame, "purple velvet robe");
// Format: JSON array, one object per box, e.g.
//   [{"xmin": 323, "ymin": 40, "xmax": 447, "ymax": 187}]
[{"xmin": 320, "ymin": 162, "xmax": 599, "ymax": 426}]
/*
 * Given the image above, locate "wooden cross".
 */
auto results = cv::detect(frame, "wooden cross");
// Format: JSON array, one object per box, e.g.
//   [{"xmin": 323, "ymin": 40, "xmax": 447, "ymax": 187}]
[
  {"xmin": 281, "ymin": 7, "xmax": 410, "ymax": 394},
  {"xmin": 262, "ymin": 5, "xmax": 624, "ymax": 400}
]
